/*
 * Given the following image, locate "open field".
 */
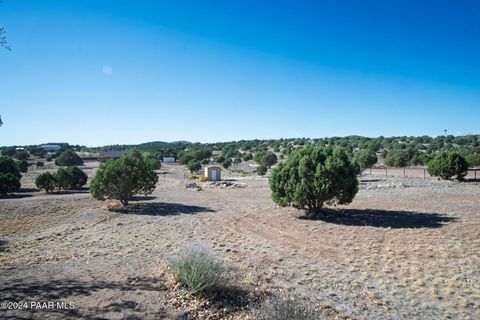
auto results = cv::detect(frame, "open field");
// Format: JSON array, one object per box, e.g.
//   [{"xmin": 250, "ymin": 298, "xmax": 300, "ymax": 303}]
[{"xmin": 1, "ymin": 163, "xmax": 479, "ymax": 319}]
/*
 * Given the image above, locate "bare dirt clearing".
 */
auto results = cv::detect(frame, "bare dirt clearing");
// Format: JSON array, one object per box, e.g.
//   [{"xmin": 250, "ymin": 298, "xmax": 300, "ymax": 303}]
[{"xmin": 1, "ymin": 164, "xmax": 479, "ymax": 319}]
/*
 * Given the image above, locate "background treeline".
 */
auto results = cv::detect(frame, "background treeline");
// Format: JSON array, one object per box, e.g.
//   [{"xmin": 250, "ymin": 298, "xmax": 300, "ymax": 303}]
[{"xmin": 2, "ymin": 135, "xmax": 480, "ymax": 169}]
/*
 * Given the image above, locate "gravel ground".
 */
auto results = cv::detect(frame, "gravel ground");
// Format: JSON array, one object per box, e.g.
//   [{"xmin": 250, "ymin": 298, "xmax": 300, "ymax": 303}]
[{"xmin": 0, "ymin": 164, "xmax": 479, "ymax": 319}]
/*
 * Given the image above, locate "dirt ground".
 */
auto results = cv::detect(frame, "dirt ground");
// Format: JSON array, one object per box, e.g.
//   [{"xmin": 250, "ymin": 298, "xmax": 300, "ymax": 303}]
[{"xmin": 0, "ymin": 163, "xmax": 479, "ymax": 319}]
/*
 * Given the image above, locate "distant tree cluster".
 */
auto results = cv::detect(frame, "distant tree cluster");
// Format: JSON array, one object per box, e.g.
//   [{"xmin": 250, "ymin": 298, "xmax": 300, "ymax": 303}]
[
  {"xmin": 55, "ymin": 150, "xmax": 84, "ymax": 166},
  {"xmin": 35, "ymin": 166, "xmax": 88, "ymax": 192}
]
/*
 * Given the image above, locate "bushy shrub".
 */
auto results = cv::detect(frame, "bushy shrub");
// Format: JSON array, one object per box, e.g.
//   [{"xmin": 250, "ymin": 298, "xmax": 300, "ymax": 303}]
[
  {"xmin": 428, "ymin": 151, "xmax": 468, "ymax": 180},
  {"xmin": 188, "ymin": 159, "xmax": 201, "ymax": 173},
  {"xmin": 188, "ymin": 175, "xmax": 198, "ymax": 180},
  {"xmin": 254, "ymin": 151, "xmax": 277, "ymax": 168},
  {"xmin": 55, "ymin": 150, "xmax": 83, "ymax": 166},
  {"xmin": 0, "ymin": 156, "xmax": 21, "ymax": 178},
  {"xmin": 147, "ymin": 157, "xmax": 162, "ymax": 170},
  {"xmin": 353, "ymin": 149, "xmax": 377, "ymax": 170},
  {"xmin": 201, "ymin": 158, "xmax": 210, "ymax": 165},
  {"xmin": 14, "ymin": 150, "xmax": 30, "ymax": 160},
  {"xmin": 170, "ymin": 246, "xmax": 228, "ymax": 298},
  {"xmin": 0, "ymin": 173, "xmax": 20, "ymax": 194},
  {"xmin": 384, "ymin": 150, "xmax": 410, "ymax": 167},
  {"xmin": 270, "ymin": 146, "xmax": 359, "ymax": 215},
  {"xmin": 17, "ymin": 160, "xmax": 29, "ymax": 173},
  {"xmin": 36, "ymin": 161, "xmax": 44, "ymax": 167},
  {"xmin": 199, "ymin": 175, "xmax": 208, "ymax": 182},
  {"xmin": 243, "ymin": 153, "xmax": 253, "ymax": 161},
  {"xmin": 46, "ymin": 156, "xmax": 53, "ymax": 162},
  {"xmin": 90, "ymin": 150, "xmax": 158, "ymax": 206},
  {"xmin": 254, "ymin": 296, "xmax": 320, "ymax": 320},
  {"xmin": 222, "ymin": 158, "xmax": 232, "ymax": 169},
  {"xmin": 257, "ymin": 164, "xmax": 267, "ymax": 176},
  {"xmin": 66, "ymin": 166, "xmax": 88, "ymax": 189},
  {"xmin": 35, "ymin": 172, "xmax": 56, "ymax": 193}
]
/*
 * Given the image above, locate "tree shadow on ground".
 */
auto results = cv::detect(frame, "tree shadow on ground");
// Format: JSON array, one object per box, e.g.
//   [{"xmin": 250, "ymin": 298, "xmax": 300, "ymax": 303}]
[
  {"xmin": 110, "ymin": 202, "xmax": 216, "ymax": 216},
  {"xmin": 0, "ymin": 276, "xmax": 170, "ymax": 320},
  {"xmin": 0, "ymin": 193, "xmax": 33, "ymax": 200},
  {"xmin": 0, "ymin": 239, "xmax": 8, "ymax": 252},
  {"xmin": 129, "ymin": 195, "xmax": 157, "ymax": 201},
  {"xmin": 298, "ymin": 208, "xmax": 457, "ymax": 229},
  {"xmin": 50, "ymin": 189, "xmax": 90, "ymax": 195}
]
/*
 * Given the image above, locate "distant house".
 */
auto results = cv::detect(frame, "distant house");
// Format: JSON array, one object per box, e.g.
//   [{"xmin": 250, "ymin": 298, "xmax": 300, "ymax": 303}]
[
  {"xmin": 163, "ymin": 157, "xmax": 176, "ymax": 163},
  {"xmin": 205, "ymin": 166, "xmax": 222, "ymax": 181},
  {"xmin": 40, "ymin": 144, "xmax": 62, "ymax": 152},
  {"xmin": 97, "ymin": 150, "xmax": 132, "ymax": 162}
]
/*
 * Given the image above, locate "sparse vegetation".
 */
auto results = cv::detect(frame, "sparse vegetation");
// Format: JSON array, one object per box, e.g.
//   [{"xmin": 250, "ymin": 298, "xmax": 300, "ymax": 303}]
[
  {"xmin": 270, "ymin": 146, "xmax": 359, "ymax": 215},
  {"xmin": 170, "ymin": 245, "xmax": 229, "ymax": 298},
  {"xmin": 90, "ymin": 150, "xmax": 158, "ymax": 206}
]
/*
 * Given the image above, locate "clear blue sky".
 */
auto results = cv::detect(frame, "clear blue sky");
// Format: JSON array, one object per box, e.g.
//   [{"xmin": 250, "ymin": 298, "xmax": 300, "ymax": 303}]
[{"xmin": 1, "ymin": 0, "xmax": 479, "ymax": 146}]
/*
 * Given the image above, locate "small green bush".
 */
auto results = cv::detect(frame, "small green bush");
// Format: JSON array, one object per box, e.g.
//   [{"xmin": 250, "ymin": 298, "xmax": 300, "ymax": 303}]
[
  {"xmin": 170, "ymin": 246, "xmax": 228, "ymax": 298},
  {"xmin": 55, "ymin": 150, "xmax": 83, "ymax": 166},
  {"xmin": 188, "ymin": 160, "xmax": 201, "ymax": 173},
  {"xmin": 36, "ymin": 161, "xmax": 44, "ymax": 167},
  {"xmin": 35, "ymin": 172, "xmax": 56, "ymax": 193},
  {"xmin": 254, "ymin": 296, "xmax": 320, "ymax": 320},
  {"xmin": 17, "ymin": 160, "xmax": 29, "ymax": 173},
  {"xmin": 0, "ymin": 173, "xmax": 20, "ymax": 194},
  {"xmin": 46, "ymin": 156, "xmax": 53, "ymax": 162},
  {"xmin": 257, "ymin": 164, "xmax": 267, "ymax": 176},
  {"xmin": 428, "ymin": 151, "xmax": 469, "ymax": 180}
]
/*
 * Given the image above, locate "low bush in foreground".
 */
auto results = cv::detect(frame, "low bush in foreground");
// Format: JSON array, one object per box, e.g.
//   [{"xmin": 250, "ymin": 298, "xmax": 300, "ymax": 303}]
[
  {"xmin": 254, "ymin": 296, "xmax": 321, "ymax": 320},
  {"xmin": 170, "ymin": 246, "xmax": 229, "ymax": 298}
]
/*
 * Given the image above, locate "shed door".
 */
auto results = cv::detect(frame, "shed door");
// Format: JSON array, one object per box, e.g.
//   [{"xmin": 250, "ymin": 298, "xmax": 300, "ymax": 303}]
[{"xmin": 211, "ymin": 170, "xmax": 217, "ymax": 181}]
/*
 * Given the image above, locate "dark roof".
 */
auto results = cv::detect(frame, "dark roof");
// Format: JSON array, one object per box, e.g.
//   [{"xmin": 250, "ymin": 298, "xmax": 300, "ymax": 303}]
[{"xmin": 98, "ymin": 150, "xmax": 132, "ymax": 159}]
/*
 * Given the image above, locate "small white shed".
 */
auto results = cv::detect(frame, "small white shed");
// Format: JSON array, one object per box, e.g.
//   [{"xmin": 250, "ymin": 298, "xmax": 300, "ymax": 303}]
[
  {"xmin": 163, "ymin": 157, "xmax": 176, "ymax": 163},
  {"xmin": 205, "ymin": 166, "xmax": 222, "ymax": 181}
]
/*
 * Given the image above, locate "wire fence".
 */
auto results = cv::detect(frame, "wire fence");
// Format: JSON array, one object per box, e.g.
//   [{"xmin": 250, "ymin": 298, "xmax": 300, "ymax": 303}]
[{"xmin": 365, "ymin": 167, "xmax": 480, "ymax": 180}]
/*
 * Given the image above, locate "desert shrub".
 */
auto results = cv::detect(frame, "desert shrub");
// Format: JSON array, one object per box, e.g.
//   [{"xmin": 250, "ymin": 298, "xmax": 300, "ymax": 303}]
[
  {"xmin": 17, "ymin": 160, "xmax": 29, "ymax": 173},
  {"xmin": 201, "ymin": 158, "xmax": 210, "ymax": 165},
  {"xmin": 0, "ymin": 156, "xmax": 21, "ymax": 179},
  {"xmin": 384, "ymin": 150, "xmax": 410, "ymax": 167},
  {"xmin": 199, "ymin": 175, "xmax": 208, "ymax": 182},
  {"xmin": 147, "ymin": 157, "xmax": 162, "ymax": 170},
  {"xmin": 222, "ymin": 158, "xmax": 232, "ymax": 169},
  {"xmin": 35, "ymin": 172, "xmax": 56, "ymax": 193},
  {"xmin": 55, "ymin": 150, "xmax": 83, "ymax": 166},
  {"xmin": 90, "ymin": 150, "xmax": 158, "ymax": 206},
  {"xmin": 0, "ymin": 173, "xmax": 21, "ymax": 194},
  {"xmin": 188, "ymin": 160, "xmax": 201, "ymax": 173},
  {"xmin": 254, "ymin": 296, "xmax": 320, "ymax": 320},
  {"xmin": 428, "ymin": 151, "xmax": 469, "ymax": 180},
  {"xmin": 257, "ymin": 164, "xmax": 267, "ymax": 176},
  {"xmin": 240, "ymin": 171, "xmax": 250, "ymax": 177},
  {"xmin": 54, "ymin": 168, "xmax": 76, "ymax": 190},
  {"xmin": 1, "ymin": 147, "xmax": 16, "ymax": 157},
  {"xmin": 353, "ymin": 149, "xmax": 377, "ymax": 170},
  {"xmin": 243, "ymin": 153, "xmax": 253, "ymax": 161},
  {"xmin": 14, "ymin": 150, "xmax": 30, "ymax": 160},
  {"xmin": 36, "ymin": 161, "xmax": 44, "ymax": 167},
  {"xmin": 46, "ymin": 156, "xmax": 53, "ymax": 162},
  {"xmin": 188, "ymin": 175, "xmax": 197, "ymax": 180},
  {"xmin": 270, "ymin": 146, "xmax": 359, "ymax": 215},
  {"xmin": 66, "ymin": 166, "xmax": 88, "ymax": 189},
  {"xmin": 255, "ymin": 151, "xmax": 277, "ymax": 168},
  {"xmin": 170, "ymin": 246, "xmax": 228, "ymax": 298}
]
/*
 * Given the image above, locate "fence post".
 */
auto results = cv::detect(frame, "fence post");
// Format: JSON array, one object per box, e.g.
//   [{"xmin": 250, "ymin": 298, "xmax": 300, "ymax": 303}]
[
  {"xmin": 424, "ymin": 168, "xmax": 426, "ymax": 179},
  {"xmin": 385, "ymin": 167, "xmax": 388, "ymax": 176},
  {"xmin": 403, "ymin": 168, "xmax": 406, "ymax": 178}
]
